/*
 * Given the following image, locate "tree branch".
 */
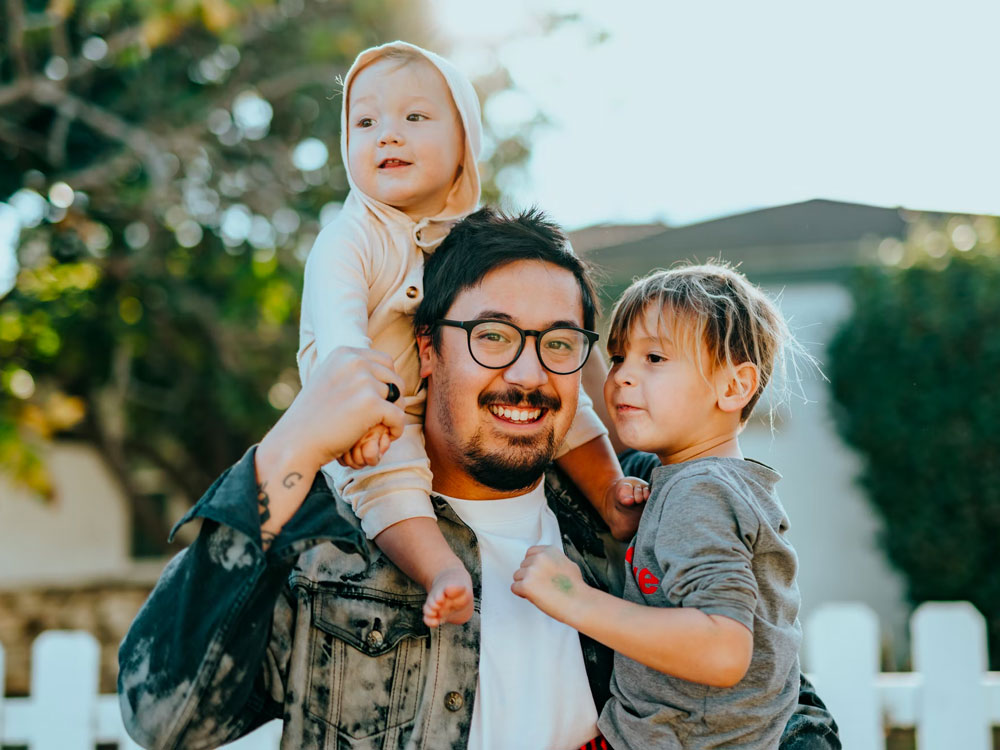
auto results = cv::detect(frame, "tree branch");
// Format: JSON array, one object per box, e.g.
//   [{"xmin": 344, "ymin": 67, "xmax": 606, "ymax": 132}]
[
  {"xmin": 0, "ymin": 116, "xmax": 48, "ymax": 155},
  {"xmin": 5, "ymin": 0, "xmax": 31, "ymax": 79}
]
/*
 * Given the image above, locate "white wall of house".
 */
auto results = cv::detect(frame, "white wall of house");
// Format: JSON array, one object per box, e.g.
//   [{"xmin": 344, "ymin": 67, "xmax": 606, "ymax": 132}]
[
  {"xmin": 741, "ymin": 281, "xmax": 910, "ymax": 665},
  {"xmin": 0, "ymin": 442, "xmax": 132, "ymax": 587}
]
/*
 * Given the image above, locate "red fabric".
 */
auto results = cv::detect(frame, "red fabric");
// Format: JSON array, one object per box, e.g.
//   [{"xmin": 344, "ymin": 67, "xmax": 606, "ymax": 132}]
[{"xmin": 577, "ymin": 737, "xmax": 610, "ymax": 750}]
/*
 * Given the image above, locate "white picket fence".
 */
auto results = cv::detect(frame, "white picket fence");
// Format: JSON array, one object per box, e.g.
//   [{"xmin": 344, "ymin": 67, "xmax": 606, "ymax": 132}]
[{"xmin": 0, "ymin": 601, "xmax": 997, "ymax": 749}]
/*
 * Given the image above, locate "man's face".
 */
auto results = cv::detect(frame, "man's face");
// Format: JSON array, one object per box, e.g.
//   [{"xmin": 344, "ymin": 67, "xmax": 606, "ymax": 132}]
[
  {"xmin": 418, "ymin": 259, "xmax": 585, "ymax": 499},
  {"xmin": 346, "ymin": 57, "xmax": 465, "ymax": 220}
]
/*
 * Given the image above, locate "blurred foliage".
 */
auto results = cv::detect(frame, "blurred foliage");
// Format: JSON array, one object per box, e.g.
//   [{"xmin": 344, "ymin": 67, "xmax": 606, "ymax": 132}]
[
  {"xmin": 0, "ymin": 0, "xmax": 535, "ymax": 551},
  {"xmin": 828, "ymin": 214, "xmax": 1000, "ymax": 667}
]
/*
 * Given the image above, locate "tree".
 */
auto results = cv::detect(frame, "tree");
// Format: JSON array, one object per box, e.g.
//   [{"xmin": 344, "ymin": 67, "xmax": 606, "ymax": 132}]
[
  {"xmin": 0, "ymin": 0, "xmax": 534, "ymax": 552},
  {"xmin": 828, "ymin": 214, "xmax": 1000, "ymax": 666}
]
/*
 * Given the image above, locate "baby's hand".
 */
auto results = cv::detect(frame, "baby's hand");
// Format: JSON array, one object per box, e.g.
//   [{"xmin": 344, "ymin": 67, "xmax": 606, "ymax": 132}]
[
  {"xmin": 338, "ymin": 424, "xmax": 391, "ymax": 469},
  {"xmin": 609, "ymin": 475, "xmax": 650, "ymax": 508},
  {"xmin": 511, "ymin": 545, "xmax": 590, "ymax": 623}
]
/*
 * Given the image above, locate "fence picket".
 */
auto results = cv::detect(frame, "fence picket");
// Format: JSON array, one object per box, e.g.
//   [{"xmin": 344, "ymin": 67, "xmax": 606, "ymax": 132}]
[
  {"xmin": 912, "ymin": 602, "xmax": 991, "ymax": 750},
  {"xmin": 805, "ymin": 602, "xmax": 881, "ymax": 750},
  {"xmin": 0, "ymin": 641, "xmax": 5, "ymax": 739},
  {"xmin": 33, "ymin": 631, "xmax": 100, "ymax": 750}
]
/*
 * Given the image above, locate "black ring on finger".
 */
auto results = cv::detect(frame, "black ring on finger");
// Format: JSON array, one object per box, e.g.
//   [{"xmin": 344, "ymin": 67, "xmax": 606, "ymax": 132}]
[{"xmin": 385, "ymin": 382, "xmax": 400, "ymax": 403}]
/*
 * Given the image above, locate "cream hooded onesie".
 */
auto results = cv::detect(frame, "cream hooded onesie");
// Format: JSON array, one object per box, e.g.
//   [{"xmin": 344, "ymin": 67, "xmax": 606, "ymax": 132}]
[{"xmin": 298, "ymin": 41, "xmax": 607, "ymax": 539}]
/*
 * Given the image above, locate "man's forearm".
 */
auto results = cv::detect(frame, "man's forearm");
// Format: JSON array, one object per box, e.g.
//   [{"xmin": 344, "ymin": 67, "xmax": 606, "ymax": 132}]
[{"xmin": 254, "ymin": 429, "xmax": 321, "ymax": 550}]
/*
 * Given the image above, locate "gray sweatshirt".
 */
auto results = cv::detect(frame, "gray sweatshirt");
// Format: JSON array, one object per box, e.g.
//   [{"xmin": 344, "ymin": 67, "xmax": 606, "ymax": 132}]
[{"xmin": 598, "ymin": 457, "xmax": 801, "ymax": 750}]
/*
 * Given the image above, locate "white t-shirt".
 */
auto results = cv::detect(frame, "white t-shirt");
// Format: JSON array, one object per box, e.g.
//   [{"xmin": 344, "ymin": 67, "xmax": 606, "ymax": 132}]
[{"xmin": 438, "ymin": 482, "xmax": 599, "ymax": 750}]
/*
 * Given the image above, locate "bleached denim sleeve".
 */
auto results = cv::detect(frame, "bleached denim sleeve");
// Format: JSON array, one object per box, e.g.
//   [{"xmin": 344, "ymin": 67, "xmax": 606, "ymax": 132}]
[{"xmin": 117, "ymin": 446, "xmax": 366, "ymax": 749}]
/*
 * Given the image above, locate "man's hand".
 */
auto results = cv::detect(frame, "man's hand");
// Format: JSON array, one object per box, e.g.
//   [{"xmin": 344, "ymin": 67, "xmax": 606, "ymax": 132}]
[
  {"xmin": 511, "ymin": 545, "xmax": 594, "ymax": 625},
  {"xmin": 277, "ymin": 347, "xmax": 405, "ymax": 470},
  {"xmin": 254, "ymin": 347, "xmax": 406, "ymax": 548}
]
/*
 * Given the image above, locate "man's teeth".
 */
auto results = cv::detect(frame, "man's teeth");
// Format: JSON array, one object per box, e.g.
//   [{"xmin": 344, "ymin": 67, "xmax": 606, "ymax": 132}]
[{"xmin": 489, "ymin": 405, "xmax": 542, "ymax": 423}]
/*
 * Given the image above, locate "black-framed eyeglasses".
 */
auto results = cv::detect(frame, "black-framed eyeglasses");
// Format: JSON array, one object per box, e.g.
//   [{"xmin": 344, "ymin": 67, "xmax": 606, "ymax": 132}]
[{"xmin": 436, "ymin": 318, "xmax": 599, "ymax": 375}]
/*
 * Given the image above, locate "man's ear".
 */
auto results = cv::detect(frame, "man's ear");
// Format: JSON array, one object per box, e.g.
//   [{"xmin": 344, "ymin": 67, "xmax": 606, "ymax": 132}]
[
  {"xmin": 716, "ymin": 362, "xmax": 759, "ymax": 415},
  {"xmin": 417, "ymin": 333, "xmax": 435, "ymax": 378}
]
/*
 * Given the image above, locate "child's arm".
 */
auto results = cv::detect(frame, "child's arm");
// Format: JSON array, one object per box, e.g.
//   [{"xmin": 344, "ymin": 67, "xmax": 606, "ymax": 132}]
[
  {"xmin": 556, "ymin": 435, "xmax": 648, "ymax": 541},
  {"xmin": 511, "ymin": 545, "xmax": 753, "ymax": 688}
]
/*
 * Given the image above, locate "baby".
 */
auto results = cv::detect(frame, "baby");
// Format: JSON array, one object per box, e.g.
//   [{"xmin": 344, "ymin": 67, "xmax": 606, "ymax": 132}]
[
  {"xmin": 514, "ymin": 263, "xmax": 805, "ymax": 748},
  {"xmin": 298, "ymin": 41, "xmax": 645, "ymax": 626}
]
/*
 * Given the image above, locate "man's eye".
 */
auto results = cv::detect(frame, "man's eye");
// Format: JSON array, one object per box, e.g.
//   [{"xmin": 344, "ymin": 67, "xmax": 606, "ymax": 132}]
[
  {"xmin": 406, "ymin": 113, "xmax": 427, "ymax": 121},
  {"xmin": 477, "ymin": 331, "xmax": 510, "ymax": 344},
  {"xmin": 357, "ymin": 117, "xmax": 374, "ymax": 128},
  {"xmin": 545, "ymin": 338, "xmax": 575, "ymax": 352}
]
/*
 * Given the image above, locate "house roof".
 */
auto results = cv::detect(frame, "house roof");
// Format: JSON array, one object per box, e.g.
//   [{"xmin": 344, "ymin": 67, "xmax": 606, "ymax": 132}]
[
  {"xmin": 567, "ymin": 222, "xmax": 668, "ymax": 255},
  {"xmin": 582, "ymin": 199, "xmax": 928, "ymax": 286}
]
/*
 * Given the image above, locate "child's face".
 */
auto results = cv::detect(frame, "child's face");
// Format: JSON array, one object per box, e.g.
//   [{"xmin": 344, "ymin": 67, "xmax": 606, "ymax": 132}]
[
  {"xmin": 347, "ymin": 57, "xmax": 465, "ymax": 220},
  {"xmin": 604, "ymin": 306, "xmax": 725, "ymax": 463}
]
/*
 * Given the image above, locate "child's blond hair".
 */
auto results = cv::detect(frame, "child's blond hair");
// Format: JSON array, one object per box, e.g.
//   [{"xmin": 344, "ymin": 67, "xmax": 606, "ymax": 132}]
[{"xmin": 607, "ymin": 261, "xmax": 806, "ymax": 423}]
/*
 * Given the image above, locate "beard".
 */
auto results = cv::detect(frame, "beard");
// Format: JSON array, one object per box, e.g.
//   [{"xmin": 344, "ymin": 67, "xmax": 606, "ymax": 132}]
[
  {"xmin": 460, "ymin": 426, "xmax": 558, "ymax": 492},
  {"xmin": 456, "ymin": 386, "xmax": 563, "ymax": 492}
]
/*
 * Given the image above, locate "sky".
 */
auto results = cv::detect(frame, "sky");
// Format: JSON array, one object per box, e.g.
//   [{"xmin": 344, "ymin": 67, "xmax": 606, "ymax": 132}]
[{"xmin": 431, "ymin": 0, "xmax": 1000, "ymax": 229}]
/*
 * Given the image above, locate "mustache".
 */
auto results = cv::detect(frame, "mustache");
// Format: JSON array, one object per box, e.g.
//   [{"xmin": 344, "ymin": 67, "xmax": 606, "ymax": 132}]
[{"xmin": 478, "ymin": 387, "xmax": 561, "ymax": 412}]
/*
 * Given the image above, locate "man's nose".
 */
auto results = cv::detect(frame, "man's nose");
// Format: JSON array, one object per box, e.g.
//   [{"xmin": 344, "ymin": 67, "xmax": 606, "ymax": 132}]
[{"xmin": 503, "ymin": 338, "xmax": 549, "ymax": 390}]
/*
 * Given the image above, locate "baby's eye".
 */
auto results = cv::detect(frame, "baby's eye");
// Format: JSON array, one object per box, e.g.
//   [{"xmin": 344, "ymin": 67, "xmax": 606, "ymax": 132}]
[
  {"xmin": 406, "ymin": 113, "xmax": 428, "ymax": 121},
  {"xmin": 356, "ymin": 117, "xmax": 374, "ymax": 128},
  {"xmin": 646, "ymin": 353, "xmax": 666, "ymax": 364},
  {"xmin": 608, "ymin": 354, "xmax": 624, "ymax": 365}
]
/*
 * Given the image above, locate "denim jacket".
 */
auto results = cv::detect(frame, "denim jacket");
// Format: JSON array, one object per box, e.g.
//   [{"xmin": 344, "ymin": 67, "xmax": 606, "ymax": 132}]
[{"xmin": 118, "ymin": 447, "xmax": 840, "ymax": 749}]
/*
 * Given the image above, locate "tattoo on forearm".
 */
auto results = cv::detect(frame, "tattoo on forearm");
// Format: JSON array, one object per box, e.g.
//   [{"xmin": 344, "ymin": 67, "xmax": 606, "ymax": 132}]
[
  {"xmin": 282, "ymin": 471, "xmax": 302, "ymax": 489},
  {"xmin": 257, "ymin": 481, "xmax": 271, "ymax": 525}
]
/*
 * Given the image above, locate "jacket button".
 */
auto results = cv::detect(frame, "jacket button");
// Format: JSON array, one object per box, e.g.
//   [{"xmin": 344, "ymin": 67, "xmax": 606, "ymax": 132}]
[
  {"xmin": 444, "ymin": 691, "xmax": 464, "ymax": 711},
  {"xmin": 365, "ymin": 629, "xmax": 384, "ymax": 649},
  {"xmin": 405, "ymin": 285, "xmax": 419, "ymax": 299}
]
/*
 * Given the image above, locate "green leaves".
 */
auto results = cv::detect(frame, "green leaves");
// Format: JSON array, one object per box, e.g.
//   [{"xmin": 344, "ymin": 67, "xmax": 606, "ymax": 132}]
[{"xmin": 829, "ymin": 235, "xmax": 1000, "ymax": 667}]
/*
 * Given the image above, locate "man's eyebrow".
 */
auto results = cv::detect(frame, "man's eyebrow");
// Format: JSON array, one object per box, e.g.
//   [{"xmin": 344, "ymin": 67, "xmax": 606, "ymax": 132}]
[{"xmin": 476, "ymin": 310, "xmax": 583, "ymax": 329}]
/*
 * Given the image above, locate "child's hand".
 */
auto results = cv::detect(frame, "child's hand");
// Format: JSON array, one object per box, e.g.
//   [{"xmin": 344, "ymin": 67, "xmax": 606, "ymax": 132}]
[
  {"xmin": 609, "ymin": 476, "xmax": 650, "ymax": 508},
  {"xmin": 511, "ymin": 545, "xmax": 591, "ymax": 624},
  {"xmin": 338, "ymin": 424, "xmax": 391, "ymax": 469}
]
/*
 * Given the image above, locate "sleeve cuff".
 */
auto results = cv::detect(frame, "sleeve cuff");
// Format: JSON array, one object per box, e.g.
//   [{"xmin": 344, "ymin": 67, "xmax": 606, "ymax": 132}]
[{"xmin": 170, "ymin": 445, "xmax": 367, "ymax": 558}]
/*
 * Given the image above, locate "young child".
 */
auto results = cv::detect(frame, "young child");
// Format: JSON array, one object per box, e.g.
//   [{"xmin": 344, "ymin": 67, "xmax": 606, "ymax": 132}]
[
  {"xmin": 298, "ymin": 41, "xmax": 645, "ymax": 627},
  {"xmin": 512, "ymin": 263, "xmax": 805, "ymax": 749}
]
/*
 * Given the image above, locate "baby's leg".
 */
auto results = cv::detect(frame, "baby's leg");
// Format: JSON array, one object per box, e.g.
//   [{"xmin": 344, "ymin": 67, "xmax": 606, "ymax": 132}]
[{"xmin": 375, "ymin": 517, "xmax": 474, "ymax": 627}]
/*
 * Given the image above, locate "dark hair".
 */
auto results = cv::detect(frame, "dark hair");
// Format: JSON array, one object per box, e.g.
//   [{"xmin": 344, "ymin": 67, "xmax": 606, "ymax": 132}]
[{"xmin": 414, "ymin": 206, "xmax": 599, "ymax": 347}]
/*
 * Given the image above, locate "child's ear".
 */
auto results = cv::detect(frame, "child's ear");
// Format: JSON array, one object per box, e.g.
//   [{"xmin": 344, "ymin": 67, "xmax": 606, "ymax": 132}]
[
  {"xmin": 716, "ymin": 362, "xmax": 759, "ymax": 415},
  {"xmin": 417, "ymin": 333, "xmax": 435, "ymax": 378}
]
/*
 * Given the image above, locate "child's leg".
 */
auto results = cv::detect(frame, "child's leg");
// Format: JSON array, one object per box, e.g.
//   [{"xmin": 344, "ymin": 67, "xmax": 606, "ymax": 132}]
[{"xmin": 375, "ymin": 517, "xmax": 474, "ymax": 627}]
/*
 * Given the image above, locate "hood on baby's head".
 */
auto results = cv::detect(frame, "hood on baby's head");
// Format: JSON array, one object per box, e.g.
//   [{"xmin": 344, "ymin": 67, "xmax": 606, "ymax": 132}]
[{"xmin": 339, "ymin": 40, "xmax": 482, "ymax": 224}]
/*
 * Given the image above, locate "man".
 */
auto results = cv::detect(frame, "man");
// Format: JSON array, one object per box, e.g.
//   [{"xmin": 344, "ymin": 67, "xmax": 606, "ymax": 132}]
[{"xmin": 118, "ymin": 208, "xmax": 840, "ymax": 749}]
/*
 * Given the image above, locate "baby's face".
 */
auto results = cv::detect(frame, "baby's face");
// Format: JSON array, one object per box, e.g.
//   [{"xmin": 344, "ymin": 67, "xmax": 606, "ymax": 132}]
[{"xmin": 347, "ymin": 57, "xmax": 465, "ymax": 220}]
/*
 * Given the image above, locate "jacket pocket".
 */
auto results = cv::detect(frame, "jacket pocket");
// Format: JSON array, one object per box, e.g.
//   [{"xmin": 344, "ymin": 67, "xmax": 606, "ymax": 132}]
[{"xmin": 306, "ymin": 587, "xmax": 429, "ymax": 745}]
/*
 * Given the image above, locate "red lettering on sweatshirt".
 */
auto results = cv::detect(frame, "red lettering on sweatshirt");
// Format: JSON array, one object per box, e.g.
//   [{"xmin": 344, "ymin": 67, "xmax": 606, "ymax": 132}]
[{"xmin": 625, "ymin": 544, "xmax": 660, "ymax": 595}]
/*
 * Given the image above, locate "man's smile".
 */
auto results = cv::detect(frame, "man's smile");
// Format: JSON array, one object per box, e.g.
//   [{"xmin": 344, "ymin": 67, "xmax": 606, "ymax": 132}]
[{"xmin": 487, "ymin": 404, "xmax": 545, "ymax": 424}]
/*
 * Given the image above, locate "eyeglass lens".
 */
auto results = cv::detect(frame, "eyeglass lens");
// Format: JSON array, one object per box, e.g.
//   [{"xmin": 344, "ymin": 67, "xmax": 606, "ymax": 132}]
[{"xmin": 469, "ymin": 320, "xmax": 590, "ymax": 374}]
